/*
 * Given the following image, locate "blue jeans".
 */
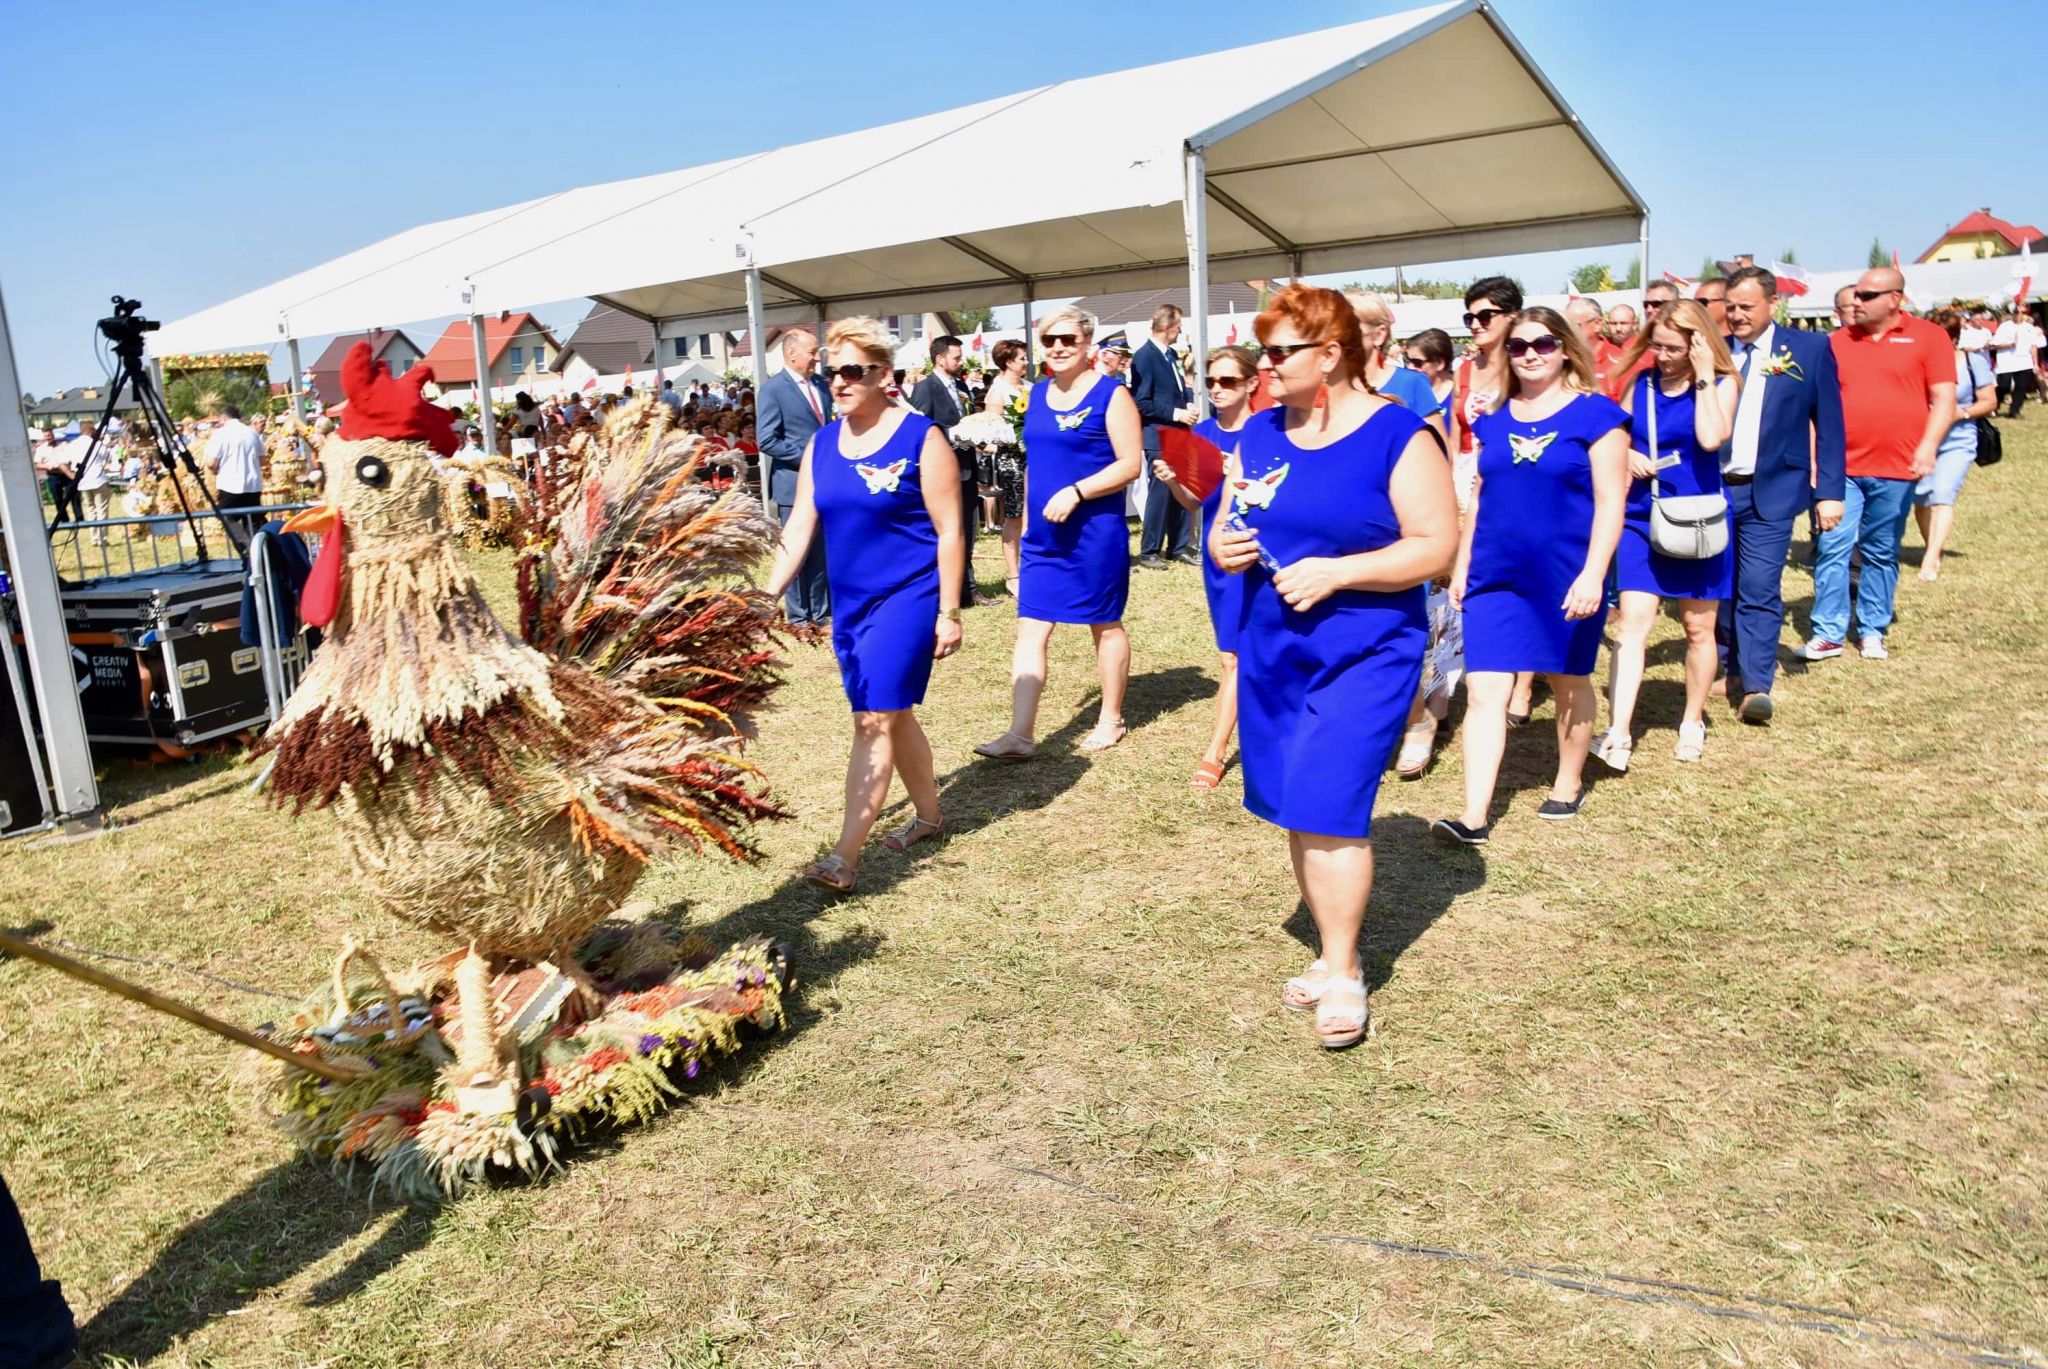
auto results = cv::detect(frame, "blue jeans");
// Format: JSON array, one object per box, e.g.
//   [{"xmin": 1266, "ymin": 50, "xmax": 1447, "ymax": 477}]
[{"xmin": 1810, "ymin": 475, "xmax": 1913, "ymax": 643}]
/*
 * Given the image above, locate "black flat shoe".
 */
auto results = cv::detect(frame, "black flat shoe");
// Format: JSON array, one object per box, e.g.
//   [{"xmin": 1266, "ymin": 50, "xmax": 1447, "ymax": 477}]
[
  {"xmin": 1505, "ymin": 710, "xmax": 1531, "ymax": 729},
  {"xmin": 1536, "ymin": 787, "xmax": 1587, "ymax": 821},
  {"xmin": 1431, "ymin": 818, "xmax": 1490, "ymax": 846}
]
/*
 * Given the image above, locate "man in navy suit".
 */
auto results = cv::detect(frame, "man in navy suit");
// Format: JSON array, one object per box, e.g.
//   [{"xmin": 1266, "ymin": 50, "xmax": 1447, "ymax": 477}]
[
  {"xmin": 756, "ymin": 327, "xmax": 833, "ymax": 624},
  {"xmin": 1132, "ymin": 305, "xmax": 1198, "ymax": 568},
  {"xmin": 1717, "ymin": 265, "xmax": 1845, "ymax": 721},
  {"xmin": 909, "ymin": 334, "xmax": 979, "ymax": 607}
]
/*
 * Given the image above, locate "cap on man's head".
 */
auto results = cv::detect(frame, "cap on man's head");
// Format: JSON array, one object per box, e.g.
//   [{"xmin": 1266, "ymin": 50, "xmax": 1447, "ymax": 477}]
[{"xmin": 1097, "ymin": 332, "xmax": 1133, "ymax": 354}]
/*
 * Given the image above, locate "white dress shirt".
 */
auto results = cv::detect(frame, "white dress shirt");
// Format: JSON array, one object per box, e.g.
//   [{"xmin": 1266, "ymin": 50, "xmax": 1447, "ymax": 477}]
[
  {"xmin": 72, "ymin": 435, "xmax": 111, "ymax": 491},
  {"xmin": 1725, "ymin": 324, "xmax": 1775, "ymax": 478},
  {"xmin": 207, "ymin": 419, "xmax": 267, "ymax": 494}
]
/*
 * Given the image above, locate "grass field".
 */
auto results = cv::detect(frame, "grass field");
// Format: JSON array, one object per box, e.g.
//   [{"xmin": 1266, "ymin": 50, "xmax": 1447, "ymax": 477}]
[{"xmin": 3, "ymin": 421, "xmax": 2045, "ymax": 1367}]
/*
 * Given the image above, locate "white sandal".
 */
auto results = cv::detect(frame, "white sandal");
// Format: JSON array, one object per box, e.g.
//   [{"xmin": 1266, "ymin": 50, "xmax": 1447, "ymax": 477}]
[
  {"xmin": 1315, "ymin": 974, "xmax": 1369, "ymax": 1050},
  {"xmin": 1281, "ymin": 959, "xmax": 1328, "ymax": 1012}
]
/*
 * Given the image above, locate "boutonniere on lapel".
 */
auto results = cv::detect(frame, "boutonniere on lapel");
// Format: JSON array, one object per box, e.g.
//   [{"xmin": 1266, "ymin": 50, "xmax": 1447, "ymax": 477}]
[
  {"xmin": 1509, "ymin": 431, "xmax": 1558, "ymax": 465},
  {"xmin": 1759, "ymin": 349, "xmax": 1804, "ymax": 380}
]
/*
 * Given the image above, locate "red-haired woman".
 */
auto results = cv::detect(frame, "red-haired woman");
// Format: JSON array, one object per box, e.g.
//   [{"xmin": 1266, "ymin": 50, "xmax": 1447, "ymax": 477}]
[{"xmin": 1211, "ymin": 286, "xmax": 1459, "ymax": 1048}]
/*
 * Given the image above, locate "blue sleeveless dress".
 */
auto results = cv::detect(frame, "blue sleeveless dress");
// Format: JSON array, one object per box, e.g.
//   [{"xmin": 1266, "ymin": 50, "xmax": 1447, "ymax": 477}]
[
  {"xmin": 813, "ymin": 410, "xmax": 941, "ymax": 712},
  {"xmin": 1230, "ymin": 403, "xmax": 1429, "ymax": 839},
  {"xmin": 1617, "ymin": 373, "xmax": 1733, "ymax": 600},
  {"xmin": 1018, "ymin": 374, "xmax": 1131, "ymax": 625},
  {"xmin": 1465, "ymin": 392, "xmax": 1627, "ymax": 676},
  {"xmin": 1193, "ymin": 414, "xmax": 1248, "ymax": 653}
]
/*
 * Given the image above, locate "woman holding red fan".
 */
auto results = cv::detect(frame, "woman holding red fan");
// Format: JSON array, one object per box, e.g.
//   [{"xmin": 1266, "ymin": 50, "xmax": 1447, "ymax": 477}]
[
  {"xmin": 1153, "ymin": 343, "xmax": 1260, "ymax": 789},
  {"xmin": 1210, "ymin": 286, "xmax": 1459, "ymax": 1048}
]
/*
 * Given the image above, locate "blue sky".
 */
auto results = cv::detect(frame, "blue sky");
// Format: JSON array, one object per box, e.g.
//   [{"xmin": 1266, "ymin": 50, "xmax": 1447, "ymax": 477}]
[{"xmin": 3, "ymin": 0, "xmax": 2042, "ymax": 397}]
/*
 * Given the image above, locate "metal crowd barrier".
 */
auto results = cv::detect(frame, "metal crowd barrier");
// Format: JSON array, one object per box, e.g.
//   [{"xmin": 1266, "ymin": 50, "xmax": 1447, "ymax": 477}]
[
  {"xmin": 46, "ymin": 503, "xmax": 313, "ymax": 584},
  {"xmin": 244, "ymin": 521, "xmax": 322, "ymax": 725}
]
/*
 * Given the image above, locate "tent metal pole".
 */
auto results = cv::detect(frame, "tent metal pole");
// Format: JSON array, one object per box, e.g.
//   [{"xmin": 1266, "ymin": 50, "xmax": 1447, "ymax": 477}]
[
  {"xmin": 0, "ymin": 281, "xmax": 100, "ymax": 828},
  {"xmin": 1638, "ymin": 214, "xmax": 1650, "ymax": 303},
  {"xmin": 1023, "ymin": 282, "xmax": 1035, "ymax": 370},
  {"xmin": 1184, "ymin": 147, "xmax": 1212, "ymax": 420},
  {"xmin": 468, "ymin": 315, "xmax": 497, "ymax": 456},
  {"xmin": 745, "ymin": 264, "xmax": 775, "ymax": 522},
  {"xmin": 285, "ymin": 335, "xmax": 310, "ymax": 466},
  {"xmin": 1291, "ymin": 251, "xmax": 1304, "ymax": 285}
]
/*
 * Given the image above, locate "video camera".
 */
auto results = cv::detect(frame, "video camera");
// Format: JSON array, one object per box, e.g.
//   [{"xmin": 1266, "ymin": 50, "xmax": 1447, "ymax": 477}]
[{"xmin": 96, "ymin": 296, "xmax": 160, "ymax": 361}]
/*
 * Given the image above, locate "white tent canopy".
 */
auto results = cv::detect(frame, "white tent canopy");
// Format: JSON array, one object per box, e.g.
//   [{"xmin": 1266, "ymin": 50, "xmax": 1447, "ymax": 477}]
[{"xmin": 156, "ymin": 0, "xmax": 1644, "ymax": 355}]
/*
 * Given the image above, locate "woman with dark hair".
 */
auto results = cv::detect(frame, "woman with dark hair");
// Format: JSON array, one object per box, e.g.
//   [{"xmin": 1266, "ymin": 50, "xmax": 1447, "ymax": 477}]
[
  {"xmin": 1436, "ymin": 306, "xmax": 1627, "ymax": 843},
  {"xmin": 982, "ymin": 338, "xmax": 1032, "ymax": 595},
  {"xmin": 1211, "ymin": 285, "xmax": 1458, "ymax": 1048},
  {"xmin": 1393, "ymin": 325, "xmax": 1467, "ymax": 779},
  {"xmin": 1404, "ymin": 328, "xmax": 1457, "ymax": 435}
]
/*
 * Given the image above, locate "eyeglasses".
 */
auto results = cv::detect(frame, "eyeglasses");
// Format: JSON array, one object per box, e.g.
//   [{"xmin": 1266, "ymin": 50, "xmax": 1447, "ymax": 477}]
[
  {"xmin": 1402, "ymin": 354, "xmax": 1430, "ymax": 367},
  {"xmin": 1207, "ymin": 374, "xmax": 1248, "ymax": 389},
  {"xmin": 1852, "ymin": 289, "xmax": 1898, "ymax": 302},
  {"xmin": 1504, "ymin": 335, "xmax": 1564, "ymax": 359},
  {"xmin": 1462, "ymin": 307, "xmax": 1509, "ymax": 330},
  {"xmin": 1039, "ymin": 333, "xmax": 1081, "ymax": 348},
  {"xmin": 827, "ymin": 363, "xmax": 886, "ymax": 383},
  {"xmin": 1260, "ymin": 341, "xmax": 1323, "ymax": 364}
]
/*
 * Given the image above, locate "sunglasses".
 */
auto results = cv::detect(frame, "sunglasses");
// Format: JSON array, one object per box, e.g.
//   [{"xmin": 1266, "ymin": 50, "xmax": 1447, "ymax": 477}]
[
  {"xmin": 1207, "ymin": 374, "xmax": 1249, "ymax": 389},
  {"xmin": 1402, "ymin": 354, "xmax": 1430, "ymax": 367},
  {"xmin": 1039, "ymin": 332, "xmax": 1081, "ymax": 348},
  {"xmin": 827, "ymin": 363, "xmax": 886, "ymax": 383},
  {"xmin": 1505, "ymin": 335, "xmax": 1564, "ymax": 359},
  {"xmin": 1462, "ymin": 307, "xmax": 1509, "ymax": 329},
  {"xmin": 1260, "ymin": 341, "xmax": 1323, "ymax": 364},
  {"xmin": 1852, "ymin": 289, "xmax": 1898, "ymax": 302}
]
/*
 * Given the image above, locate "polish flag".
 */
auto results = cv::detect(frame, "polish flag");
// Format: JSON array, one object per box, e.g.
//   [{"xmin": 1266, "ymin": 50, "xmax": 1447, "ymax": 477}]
[
  {"xmin": 1225, "ymin": 301, "xmax": 1239, "ymax": 345},
  {"xmin": 1768, "ymin": 260, "xmax": 1811, "ymax": 297},
  {"xmin": 1891, "ymin": 248, "xmax": 1901, "ymax": 270},
  {"xmin": 971, "ymin": 329, "xmax": 984, "ymax": 353},
  {"xmin": 1662, "ymin": 271, "xmax": 1695, "ymax": 289},
  {"xmin": 581, "ymin": 376, "xmax": 598, "ymax": 393},
  {"xmin": 2012, "ymin": 240, "xmax": 2033, "ymax": 305}
]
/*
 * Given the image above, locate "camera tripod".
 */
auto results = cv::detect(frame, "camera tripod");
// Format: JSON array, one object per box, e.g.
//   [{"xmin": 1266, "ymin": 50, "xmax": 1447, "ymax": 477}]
[{"xmin": 73, "ymin": 296, "xmax": 232, "ymax": 562}]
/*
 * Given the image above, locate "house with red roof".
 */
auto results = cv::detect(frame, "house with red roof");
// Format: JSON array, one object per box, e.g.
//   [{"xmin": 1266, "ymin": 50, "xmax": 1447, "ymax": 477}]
[
  {"xmin": 416, "ymin": 313, "xmax": 563, "ymax": 393},
  {"xmin": 1917, "ymin": 208, "xmax": 2045, "ymax": 264},
  {"xmin": 305, "ymin": 329, "xmax": 423, "ymax": 411}
]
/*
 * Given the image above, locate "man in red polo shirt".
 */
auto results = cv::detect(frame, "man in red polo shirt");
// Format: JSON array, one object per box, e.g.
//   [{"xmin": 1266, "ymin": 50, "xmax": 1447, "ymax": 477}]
[{"xmin": 1798, "ymin": 267, "xmax": 1957, "ymax": 661}]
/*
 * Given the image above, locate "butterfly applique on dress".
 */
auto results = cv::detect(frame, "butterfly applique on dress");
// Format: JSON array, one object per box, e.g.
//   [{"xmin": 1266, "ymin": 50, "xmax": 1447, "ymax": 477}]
[
  {"xmin": 855, "ymin": 458, "xmax": 909, "ymax": 494},
  {"xmin": 1508, "ymin": 431, "xmax": 1558, "ymax": 465},
  {"xmin": 1053, "ymin": 407, "xmax": 1092, "ymax": 432},
  {"xmin": 1228, "ymin": 462, "xmax": 1290, "ymax": 512}
]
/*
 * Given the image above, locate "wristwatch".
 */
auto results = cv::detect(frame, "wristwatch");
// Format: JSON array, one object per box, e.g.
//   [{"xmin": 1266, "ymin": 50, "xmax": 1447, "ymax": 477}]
[
  {"xmin": 1693, "ymin": 378, "xmax": 1710, "ymax": 392},
  {"xmin": 941, "ymin": 608, "xmax": 963, "ymax": 622}
]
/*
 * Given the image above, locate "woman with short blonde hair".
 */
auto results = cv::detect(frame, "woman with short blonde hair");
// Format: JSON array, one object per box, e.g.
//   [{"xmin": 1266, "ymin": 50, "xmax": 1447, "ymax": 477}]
[
  {"xmin": 766, "ymin": 316, "xmax": 967, "ymax": 892},
  {"xmin": 975, "ymin": 305, "xmax": 1143, "ymax": 758}
]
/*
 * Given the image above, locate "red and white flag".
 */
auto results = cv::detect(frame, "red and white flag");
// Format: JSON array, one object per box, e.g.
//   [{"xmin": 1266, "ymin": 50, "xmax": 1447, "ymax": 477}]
[
  {"xmin": 2012, "ymin": 240, "xmax": 2033, "ymax": 305},
  {"xmin": 1768, "ymin": 260, "xmax": 1811, "ymax": 297},
  {"xmin": 971, "ymin": 329, "xmax": 984, "ymax": 353},
  {"xmin": 1662, "ymin": 270, "xmax": 1695, "ymax": 289},
  {"xmin": 581, "ymin": 376, "xmax": 598, "ymax": 393}
]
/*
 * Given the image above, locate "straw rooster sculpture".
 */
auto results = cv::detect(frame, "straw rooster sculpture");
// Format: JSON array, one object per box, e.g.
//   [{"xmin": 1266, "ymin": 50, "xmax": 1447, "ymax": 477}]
[{"xmin": 260, "ymin": 342, "xmax": 789, "ymax": 1134}]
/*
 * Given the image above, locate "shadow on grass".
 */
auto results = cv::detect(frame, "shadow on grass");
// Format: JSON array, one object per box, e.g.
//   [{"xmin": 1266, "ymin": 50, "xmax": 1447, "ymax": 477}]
[
  {"xmin": 1282, "ymin": 814, "xmax": 1485, "ymax": 992},
  {"xmin": 78, "ymin": 1162, "xmax": 434, "ymax": 1365}
]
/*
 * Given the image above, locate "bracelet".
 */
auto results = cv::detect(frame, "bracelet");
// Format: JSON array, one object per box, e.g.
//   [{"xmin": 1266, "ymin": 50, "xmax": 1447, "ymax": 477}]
[{"xmin": 1068, "ymin": 483, "xmax": 1085, "ymax": 502}]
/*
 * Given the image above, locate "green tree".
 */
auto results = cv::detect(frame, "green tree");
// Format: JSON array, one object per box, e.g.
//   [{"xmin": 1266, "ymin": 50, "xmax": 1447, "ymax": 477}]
[
  {"xmin": 1698, "ymin": 256, "xmax": 1724, "ymax": 281},
  {"xmin": 947, "ymin": 305, "xmax": 996, "ymax": 333},
  {"xmin": 1868, "ymin": 237, "xmax": 1888, "ymax": 268},
  {"xmin": 1779, "ymin": 247, "xmax": 1798, "ymax": 265},
  {"xmin": 1619, "ymin": 258, "xmax": 1642, "ymax": 289},
  {"xmin": 1570, "ymin": 262, "xmax": 1615, "ymax": 293}
]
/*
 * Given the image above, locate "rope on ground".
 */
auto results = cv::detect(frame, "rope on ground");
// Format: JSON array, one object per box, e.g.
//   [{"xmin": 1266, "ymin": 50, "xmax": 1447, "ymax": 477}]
[{"xmin": 998, "ymin": 1164, "xmax": 2036, "ymax": 1367}]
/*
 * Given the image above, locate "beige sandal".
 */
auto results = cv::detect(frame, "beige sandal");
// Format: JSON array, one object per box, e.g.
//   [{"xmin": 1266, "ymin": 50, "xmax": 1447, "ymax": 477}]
[
  {"xmin": 1315, "ymin": 974, "xmax": 1369, "ymax": 1049},
  {"xmin": 973, "ymin": 731, "xmax": 1036, "ymax": 762},
  {"xmin": 1078, "ymin": 719, "xmax": 1127, "ymax": 753},
  {"xmin": 1282, "ymin": 959, "xmax": 1328, "ymax": 1012},
  {"xmin": 881, "ymin": 814, "xmax": 945, "ymax": 852},
  {"xmin": 801, "ymin": 853, "xmax": 857, "ymax": 893}
]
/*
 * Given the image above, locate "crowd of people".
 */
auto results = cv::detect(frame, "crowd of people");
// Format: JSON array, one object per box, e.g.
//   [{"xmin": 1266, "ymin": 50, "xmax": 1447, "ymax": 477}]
[{"xmin": 754, "ymin": 262, "xmax": 2017, "ymax": 1051}]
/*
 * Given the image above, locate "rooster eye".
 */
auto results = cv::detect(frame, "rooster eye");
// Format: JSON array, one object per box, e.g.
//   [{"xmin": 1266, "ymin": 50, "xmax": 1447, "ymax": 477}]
[{"xmin": 355, "ymin": 456, "xmax": 390, "ymax": 488}]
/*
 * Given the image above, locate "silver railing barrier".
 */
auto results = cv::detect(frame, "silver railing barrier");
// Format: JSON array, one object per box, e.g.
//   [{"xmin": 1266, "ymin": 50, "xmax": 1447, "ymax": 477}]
[
  {"xmin": 46, "ymin": 502, "xmax": 315, "ymax": 584},
  {"xmin": 243, "ymin": 519, "xmax": 324, "ymax": 726}
]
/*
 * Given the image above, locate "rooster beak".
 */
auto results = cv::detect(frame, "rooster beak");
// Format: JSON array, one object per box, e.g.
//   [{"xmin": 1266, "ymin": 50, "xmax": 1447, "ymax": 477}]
[{"xmin": 281, "ymin": 504, "xmax": 339, "ymax": 536}]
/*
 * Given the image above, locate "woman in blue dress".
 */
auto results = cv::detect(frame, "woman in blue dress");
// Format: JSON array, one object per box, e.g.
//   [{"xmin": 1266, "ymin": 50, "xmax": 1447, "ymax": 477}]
[
  {"xmin": 1602, "ymin": 300, "xmax": 1738, "ymax": 770},
  {"xmin": 975, "ymin": 306, "xmax": 1143, "ymax": 760},
  {"xmin": 1152, "ymin": 343, "xmax": 1259, "ymax": 789},
  {"xmin": 1211, "ymin": 286, "xmax": 1458, "ymax": 1049},
  {"xmin": 767, "ymin": 317, "xmax": 966, "ymax": 892},
  {"xmin": 1435, "ymin": 307, "xmax": 1628, "ymax": 844}
]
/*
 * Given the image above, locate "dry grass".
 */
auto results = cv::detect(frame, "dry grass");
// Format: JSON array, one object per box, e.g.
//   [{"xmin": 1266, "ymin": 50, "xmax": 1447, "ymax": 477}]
[{"xmin": 4, "ymin": 423, "xmax": 2046, "ymax": 1367}]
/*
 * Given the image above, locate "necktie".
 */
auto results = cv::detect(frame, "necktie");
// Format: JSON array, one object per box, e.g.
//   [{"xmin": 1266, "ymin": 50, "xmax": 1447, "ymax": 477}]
[{"xmin": 800, "ymin": 375, "xmax": 822, "ymax": 423}]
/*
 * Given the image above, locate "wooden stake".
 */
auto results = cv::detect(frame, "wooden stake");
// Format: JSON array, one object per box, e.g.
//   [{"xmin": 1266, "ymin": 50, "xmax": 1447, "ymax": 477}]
[{"xmin": 0, "ymin": 930, "xmax": 362, "ymax": 1083}]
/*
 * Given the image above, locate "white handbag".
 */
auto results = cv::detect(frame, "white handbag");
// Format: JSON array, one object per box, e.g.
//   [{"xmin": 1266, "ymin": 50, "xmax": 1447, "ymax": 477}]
[{"xmin": 1643, "ymin": 375, "xmax": 1729, "ymax": 561}]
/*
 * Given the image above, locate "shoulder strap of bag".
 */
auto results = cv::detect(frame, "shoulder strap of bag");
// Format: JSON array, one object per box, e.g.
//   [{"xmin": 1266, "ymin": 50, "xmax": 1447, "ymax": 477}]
[{"xmin": 1644, "ymin": 371, "xmax": 1660, "ymax": 509}]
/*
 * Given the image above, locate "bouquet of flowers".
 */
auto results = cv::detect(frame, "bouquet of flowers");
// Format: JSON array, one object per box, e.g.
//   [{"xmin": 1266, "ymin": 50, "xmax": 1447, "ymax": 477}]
[
  {"xmin": 950, "ymin": 411, "xmax": 1015, "ymax": 449},
  {"xmin": 1003, "ymin": 390, "xmax": 1029, "ymax": 444}
]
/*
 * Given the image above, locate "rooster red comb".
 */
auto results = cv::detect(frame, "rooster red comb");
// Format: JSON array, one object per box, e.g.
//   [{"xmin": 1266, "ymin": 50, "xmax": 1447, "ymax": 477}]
[{"xmin": 336, "ymin": 341, "xmax": 460, "ymax": 456}]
